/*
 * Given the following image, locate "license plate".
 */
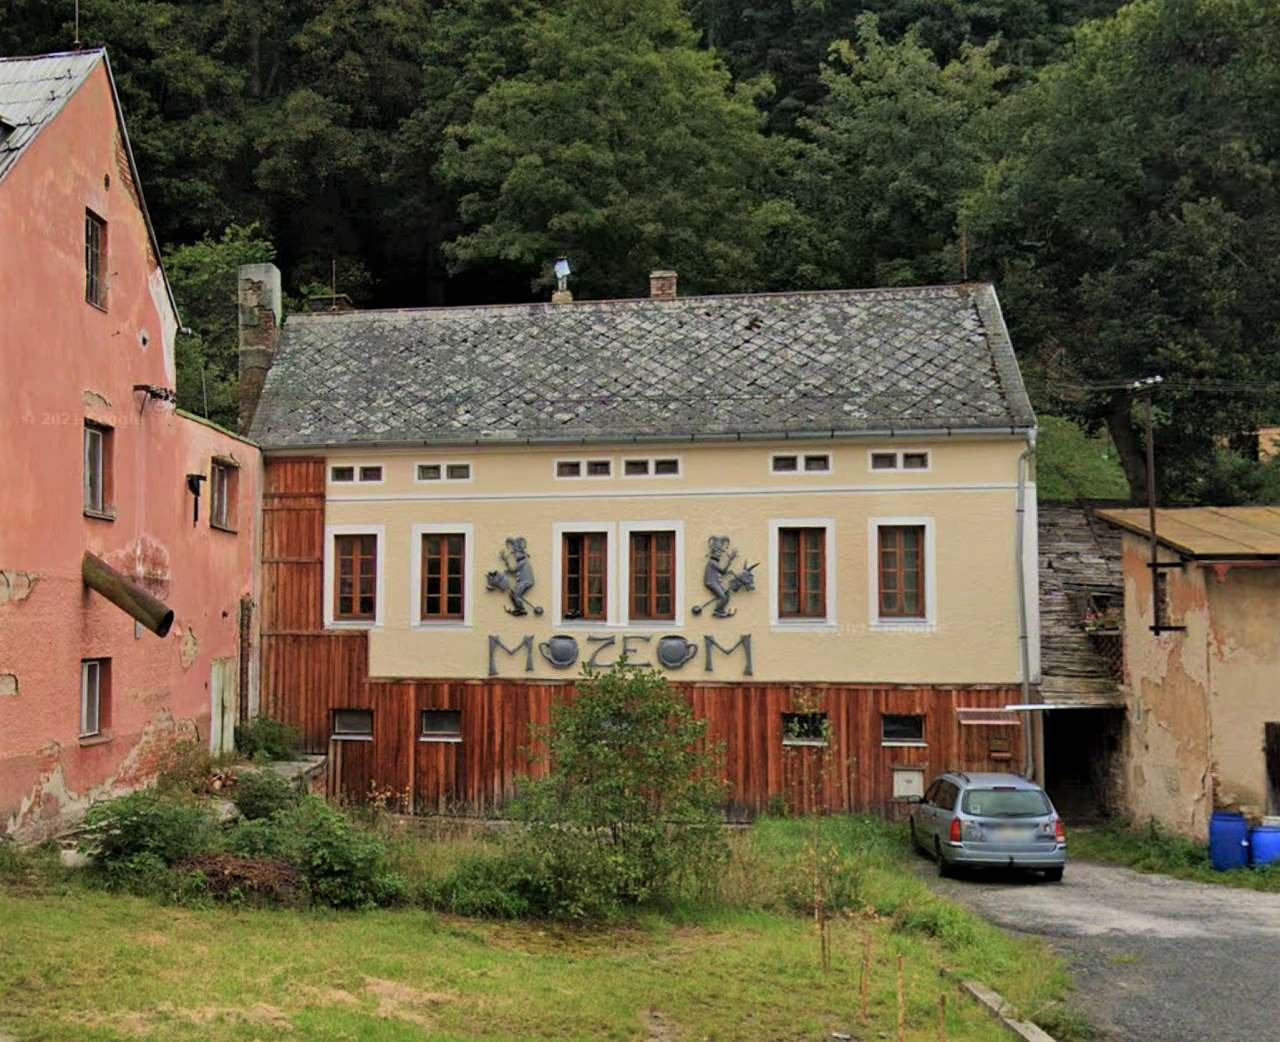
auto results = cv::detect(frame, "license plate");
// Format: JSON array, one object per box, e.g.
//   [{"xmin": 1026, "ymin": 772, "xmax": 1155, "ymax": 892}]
[{"xmin": 991, "ymin": 827, "xmax": 1026, "ymax": 842}]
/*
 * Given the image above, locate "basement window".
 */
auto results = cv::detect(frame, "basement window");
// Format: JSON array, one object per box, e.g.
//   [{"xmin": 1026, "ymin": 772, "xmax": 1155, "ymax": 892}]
[
  {"xmin": 420, "ymin": 709, "xmax": 462, "ymax": 743},
  {"xmin": 782, "ymin": 712, "xmax": 828, "ymax": 747},
  {"xmin": 882, "ymin": 714, "xmax": 926, "ymax": 746},
  {"xmin": 332, "ymin": 709, "xmax": 373, "ymax": 741}
]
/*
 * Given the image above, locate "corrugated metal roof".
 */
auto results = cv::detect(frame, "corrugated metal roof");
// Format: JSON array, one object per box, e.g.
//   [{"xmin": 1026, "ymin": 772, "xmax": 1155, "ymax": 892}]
[
  {"xmin": 1097, "ymin": 507, "xmax": 1280, "ymax": 558},
  {"xmin": 0, "ymin": 49, "xmax": 103, "ymax": 182},
  {"xmin": 250, "ymin": 282, "xmax": 1036, "ymax": 450}
]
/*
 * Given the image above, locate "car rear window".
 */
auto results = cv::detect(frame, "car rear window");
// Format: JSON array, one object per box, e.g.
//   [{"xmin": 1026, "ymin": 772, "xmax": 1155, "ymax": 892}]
[{"xmin": 962, "ymin": 788, "xmax": 1050, "ymax": 818}]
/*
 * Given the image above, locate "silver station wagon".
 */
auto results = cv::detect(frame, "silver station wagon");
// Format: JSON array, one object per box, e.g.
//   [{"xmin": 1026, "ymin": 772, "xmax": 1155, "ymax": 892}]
[{"xmin": 909, "ymin": 771, "xmax": 1067, "ymax": 881}]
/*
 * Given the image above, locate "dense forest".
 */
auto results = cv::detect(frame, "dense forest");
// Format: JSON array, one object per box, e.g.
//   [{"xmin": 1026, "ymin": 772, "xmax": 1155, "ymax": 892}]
[{"xmin": 4, "ymin": 0, "xmax": 1280, "ymax": 503}]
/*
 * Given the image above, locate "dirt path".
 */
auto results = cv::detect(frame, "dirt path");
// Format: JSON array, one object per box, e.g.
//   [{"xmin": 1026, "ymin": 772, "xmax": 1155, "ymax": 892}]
[{"xmin": 925, "ymin": 860, "xmax": 1280, "ymax": 1042}]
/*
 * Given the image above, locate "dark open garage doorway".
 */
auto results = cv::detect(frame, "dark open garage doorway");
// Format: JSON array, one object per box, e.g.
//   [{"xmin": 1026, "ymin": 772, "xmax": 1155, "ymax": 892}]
[{"xmin": 1043, "ymin": 707, "xmax": 1124, "ymax": 824}]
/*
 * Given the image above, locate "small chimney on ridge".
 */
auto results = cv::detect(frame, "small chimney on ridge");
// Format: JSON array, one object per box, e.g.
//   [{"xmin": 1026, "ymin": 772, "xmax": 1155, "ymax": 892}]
[
  {"xmin": 237, "ymin": 262, "xmax": 282, "ymax": 435},
  {"xmin": 650, "ymin": 270, "xmax": 677, "ymax": 301}
]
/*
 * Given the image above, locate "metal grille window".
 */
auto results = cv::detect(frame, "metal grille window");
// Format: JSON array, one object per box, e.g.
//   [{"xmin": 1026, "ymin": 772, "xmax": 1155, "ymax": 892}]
[
  {"xmin": 83, "ymin": 422, "xmax": 110, "ymax": 515},
  {"xmin": 778, "ymin": 527, "xmax": 826, "ymax": 618},
  {"xmin": 563, "ymin": 532, "xmax": 607, "ymax": 620},
  {"xmin": 878, "ymin": 525, "xmax": 925, "ymax": 618},
  {"xmin": 421, "ymin": 533, "xmax": 465, "ymax": 620},
  {"xmin": 334, "ymin": 534, "xmax": 377, "ymax": 620},
  {"xmin": 210, "ymin": 460, "xmax": 236, "ymax": 530},
  {"xmin": 80, "ymin": 659, "xmax": 109, "ymax": 737},
  {"xmin": 629, "ymin": 531, "xmax": 675, "ymax": 621},
  {"xmin": 85, "ymin": 210, "xmax": 106, "ymax": 308}
]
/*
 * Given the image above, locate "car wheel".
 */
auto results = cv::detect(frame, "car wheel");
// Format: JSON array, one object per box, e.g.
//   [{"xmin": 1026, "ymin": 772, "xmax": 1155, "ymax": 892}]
[
  {"xmin": 1043, "ymin": 867, "xmax": 1064, "ymax": 883},
  {"xmin": 935, "ymin": 841, "xmax": 952, "ymax": 878}
]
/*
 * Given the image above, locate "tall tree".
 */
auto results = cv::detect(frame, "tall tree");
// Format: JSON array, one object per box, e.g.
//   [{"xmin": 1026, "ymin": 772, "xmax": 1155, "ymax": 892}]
[
  {"xmin": 968, "ymin": 0, "xmax": 1280, "ymax": 502},
  {"xmin": 440, "ymin": 0, "xmax": 779, "ymax": 298}
]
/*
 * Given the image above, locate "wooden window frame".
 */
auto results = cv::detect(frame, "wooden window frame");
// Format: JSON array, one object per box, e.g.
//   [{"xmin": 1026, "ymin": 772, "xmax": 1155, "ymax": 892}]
[
  {"xmin": 420, "ymin": 709, "xmax": 462, "ymax": 743},
  {"xmin": 419, "ymin": 531, "xmax": 466, "ymax": 621},
  {"xmin": 85, "ymin": 209, "xmax": 107, "ymax": 310},
  {"xmin": 561, "ymin": 531, "xmax": 609, "ymax": 621},
  {"xmin": 331, "ymin": 531, "xmax": 379, "ymax": 625},
  {"xmin": 877, "ymin": 524, "xmax": 927, "ymax": 620},
  {"xmin": 80, "ymin": 658, "xmax": 111, "ymax": 740},
  {"xmin": 83, "ymin": 421, "xmax": 114, "ymax": 520},
  {"xmin": 209, "ymin": 458, "xmax": 238, "ymax": 533},
  {"xmin": 781, "ymin": 711, "xmax": 828, "ymax": 747},
  {"xmin": 777, "ymin": 526, "xmax": 828, "ymax": 620},
  {"xmin": 628, "ymin": 530, "xmax": 676, "ymax": 622}
]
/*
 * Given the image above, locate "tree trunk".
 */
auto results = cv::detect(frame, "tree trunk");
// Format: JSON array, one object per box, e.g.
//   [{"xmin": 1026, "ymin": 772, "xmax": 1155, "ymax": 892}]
[{"xmin": 1103, "ymin": 393, "xmax": 1146, "ymax": 504}]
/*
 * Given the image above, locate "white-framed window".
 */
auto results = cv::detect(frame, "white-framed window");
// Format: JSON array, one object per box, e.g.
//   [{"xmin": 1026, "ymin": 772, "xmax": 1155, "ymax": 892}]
[
  {"xmin": 410, "ymin": 523, "xmax": 474, "ymax": 628},
  {"xmin": 324, "ymin": 524, "xmax": 386, "ymax": 628},
  {"xmin": 83, "ymin": 421, "xmax": 113, "ymax": 518},
  {"xmin": 618, "ymin": 520, "xmax": 684, "ymax": 626},
  {"xmin": 771, "ymin": 452, "xmax": 831, "ymax": 475},
  {"xmin": 332, "ymin": 708, "xmax": 373, "ymax": 741},
  {"xmin": 867, "ymin": 449, "xmax": 931, "ymax": 473},
  {"xmin": 329, "ymin": 463, "xmax": 384, "ymax": 484},
  {"xmin": 622, "ymin": 456, "xmax": 682, "ymax": 478},
  {"xmin": 80, "ymin": 659, "xmax": 109, "ymax": 738},
  {"xmin": 767, "ymin": 518, "xmax": 836, "ymax": 629},
  {"xmin": 420, "ymin": 709, "xmax": 462, "ymax": 743},
  {"xmin": 555, "ymin": 458, "xmax": 612, "ymax": 479},
  {"xmin": 210, "ymin": 458, "xmax": 238, "ymax": 532},
  {"xmin": 416, "ymin": 461, "xmax": 473, "ymax": 483},
  {"xmin": 882, "ymin": 713, "xmax": 927, "ymax": 747},
  {"xmin": 867, "ymin": 516, "xmax": 937, "ymax": 630},
  {"xmin": 551, "ymin": 521, "xmax": 617, "ymax": 625}
]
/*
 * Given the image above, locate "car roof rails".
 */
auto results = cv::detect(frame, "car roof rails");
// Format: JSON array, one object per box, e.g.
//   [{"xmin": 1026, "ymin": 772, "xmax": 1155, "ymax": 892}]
[{"xmin": 953, "ymin": 772, "xmax": 970, "ymax": 783}]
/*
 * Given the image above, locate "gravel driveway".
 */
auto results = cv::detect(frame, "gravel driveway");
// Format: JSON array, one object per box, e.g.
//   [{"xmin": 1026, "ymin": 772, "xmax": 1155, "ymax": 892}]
[{"xmin": 925, "ymin": 860, "xmax": 1280, "ymax": 1042}]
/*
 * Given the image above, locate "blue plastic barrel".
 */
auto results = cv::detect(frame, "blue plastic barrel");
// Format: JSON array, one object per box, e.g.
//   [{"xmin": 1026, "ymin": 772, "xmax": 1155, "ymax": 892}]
[
  {"xmin": 1249, "ymin": 825, "xmax": 1280, "ymax": 868},
  {"xmin": 1209, "ymin": 811, "xmax": 1249, "ymax": 871}
]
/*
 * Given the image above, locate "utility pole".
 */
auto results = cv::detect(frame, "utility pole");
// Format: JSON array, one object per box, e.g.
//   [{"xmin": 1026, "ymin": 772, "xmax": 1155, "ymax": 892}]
[{"xmin": 1132, "ymin": 376, "xmax": 1184, "ymax": 634}]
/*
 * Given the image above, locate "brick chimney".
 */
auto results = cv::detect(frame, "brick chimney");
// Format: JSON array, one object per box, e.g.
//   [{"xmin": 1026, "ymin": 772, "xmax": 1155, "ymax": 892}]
[
  {"xmin": 237, "ymin": 263, "xmax": 282, "ymax": 435},
  {"xmin": 650, "ymin": 270, "xmax": 677, "ymax": 301}
]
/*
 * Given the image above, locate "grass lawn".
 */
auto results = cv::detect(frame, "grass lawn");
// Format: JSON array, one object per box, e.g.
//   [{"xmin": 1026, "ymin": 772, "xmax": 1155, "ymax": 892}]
[
  {"xmin": 1071, "ymin": 821, "xmax": 1280, "ymax": 893},
  {"xmin": 0, "ymin": 818, "xmax": 1085, "ymax": 1042}
]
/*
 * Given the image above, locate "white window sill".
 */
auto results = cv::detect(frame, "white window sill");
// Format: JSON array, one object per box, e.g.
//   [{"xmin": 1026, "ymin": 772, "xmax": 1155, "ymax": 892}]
[
  {"xmin": 327, "ymin": 621, "xmax": 379, "ymax": 631},
  {"xmin": 771, "ymin": 621, "xmax": 838, "ymax": 633},
  {"xmin": 782, "ymin": 739, "xmax": 829, "ymax": 748},
  {"xmin": 331, "ymin": 734, "xmax": 373, "ymax": 742},
  {"xmin": 412, "ymin": 621, "xmax": 472, "ymax": 631},
  {"xmin": 882, "ymin": 740, "xmax": 928, "ymax": 748},
  {"xmin": 419, "ymin": 736, "xmax": 462, "ymax": 744},
  {"xmin": 870, "ymin": 620, "xmax": 935, "ymax": 633}
]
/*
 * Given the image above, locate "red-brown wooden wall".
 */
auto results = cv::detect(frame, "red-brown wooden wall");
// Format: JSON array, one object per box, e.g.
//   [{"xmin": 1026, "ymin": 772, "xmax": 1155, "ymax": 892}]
[{"xmin": 260, "ymin": 459, "xmax": 1024, "ymax": 818}]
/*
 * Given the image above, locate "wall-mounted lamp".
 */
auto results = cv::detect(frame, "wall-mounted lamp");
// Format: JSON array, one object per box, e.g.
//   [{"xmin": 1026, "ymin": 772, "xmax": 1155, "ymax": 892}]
[{"xmin": 186, "ymin": 473, "xmax": 206, "ymax": 526}]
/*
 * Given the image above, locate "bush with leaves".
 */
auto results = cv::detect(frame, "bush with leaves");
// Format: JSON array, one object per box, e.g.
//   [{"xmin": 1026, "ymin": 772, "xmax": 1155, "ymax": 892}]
[
  {"xmin": 230, "ymin": 768, "xmax": 300, "ymax": 821},
  {"xmin": 79, "ymin": 791, "xmax": 218, "ymax": 889},
  {"xmin": 509, "ymin": 662, "xmax": 728, "ymax": 919},
  {"xmin": 234, "ymin": 717, "xmax": 302, "ymax": 762}
]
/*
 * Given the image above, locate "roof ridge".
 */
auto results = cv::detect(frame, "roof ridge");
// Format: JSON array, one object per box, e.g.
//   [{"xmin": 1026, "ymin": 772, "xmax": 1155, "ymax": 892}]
[
  {"xmin": 285, "ymin": 283, "xmax": 992, "ymax": 323},
  {"xmin": 0, "ymin": 48, "xmax": 105, "ymax": 63}
]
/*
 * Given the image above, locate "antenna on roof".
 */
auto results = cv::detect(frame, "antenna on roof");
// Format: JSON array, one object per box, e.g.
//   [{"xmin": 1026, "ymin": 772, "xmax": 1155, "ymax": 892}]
[
  {"xmin": 331, "ymin": 258, "xmax": 338, "ymax": 308},
  {"xmin": 73, "ymin": 0, "xmax": 82, "ymax": 49}
]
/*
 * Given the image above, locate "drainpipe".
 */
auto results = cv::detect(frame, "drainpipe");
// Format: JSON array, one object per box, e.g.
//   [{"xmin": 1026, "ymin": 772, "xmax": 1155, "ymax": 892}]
[{"xmin": 1015, "ymin": 436, "xmax": 1037, "ymax": 780}]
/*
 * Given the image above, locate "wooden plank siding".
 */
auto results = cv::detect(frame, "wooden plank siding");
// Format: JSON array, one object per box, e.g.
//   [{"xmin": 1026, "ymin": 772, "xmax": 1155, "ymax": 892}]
[{"xmin": 259, "ymin": 458, "xmax": 1024, "ymax": 818}]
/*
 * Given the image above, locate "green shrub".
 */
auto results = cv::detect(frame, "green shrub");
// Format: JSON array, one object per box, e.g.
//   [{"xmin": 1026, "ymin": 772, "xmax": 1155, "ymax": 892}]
[
  {"xmin": 425, "ymin": 851, "xmax": 539, "ymax": 918},
  {"xmin": 510, "ymin": 662, "xmax": 729, "ymax": 919},
  {"xmin": 231, "ymin": 769, "xmax": 300, "ymax": 821},
  {"xmin": 269, "ymin": 796, "xmax": 405, "ymax": 909},
  {"xmin": 154, "ymin": 740, "xmax": 217, "ymax": 795},
  {"xmin": 234, "ymin": 717, "xmax": 301, "ymax": 761},
  {"xmin": 80, "ymin": 791, "xmax": 217, "ymax": 879}
]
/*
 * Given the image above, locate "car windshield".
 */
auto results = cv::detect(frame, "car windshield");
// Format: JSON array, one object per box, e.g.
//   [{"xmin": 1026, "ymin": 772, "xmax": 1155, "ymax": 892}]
[{"xmin": 961, "ymin": 788, "xmax": 1050, "ymax": 818}]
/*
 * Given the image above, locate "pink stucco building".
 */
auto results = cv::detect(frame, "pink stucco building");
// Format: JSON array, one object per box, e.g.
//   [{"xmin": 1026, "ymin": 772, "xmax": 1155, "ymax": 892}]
[{"xmin": 0, "ymin": 50, "xmax": 261, "ymax": 841}]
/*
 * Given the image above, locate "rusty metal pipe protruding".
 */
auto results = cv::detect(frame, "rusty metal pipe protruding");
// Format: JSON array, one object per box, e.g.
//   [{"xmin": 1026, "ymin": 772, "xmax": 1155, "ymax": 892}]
[{"xmin": 81, "ymin": 551, "xmax": 175, "ymax": 637}]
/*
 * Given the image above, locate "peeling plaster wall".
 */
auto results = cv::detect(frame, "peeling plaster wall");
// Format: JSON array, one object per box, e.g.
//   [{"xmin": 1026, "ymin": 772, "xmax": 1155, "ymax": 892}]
[
  {"xmin": 1118, "ymin": 533, "xmax": 1213, "ymax": 838},
  {"xmin": 1205, "ymin": 568, "xmax": 1280, "ymax": 819},
  {"xmin": 0, "ymin": 64, "xmax": 262, "ymax": 840}
]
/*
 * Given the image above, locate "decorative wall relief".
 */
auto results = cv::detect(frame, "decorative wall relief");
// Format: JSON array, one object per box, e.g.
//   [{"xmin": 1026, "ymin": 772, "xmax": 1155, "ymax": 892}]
[
  {"xmin": 705, "ymin": 634, "xmax": 753, "ymax": 676},
  {"xmin": 488, "ymin": 635, "xmax": 534, "ymax": 676},
  {"xmin": 539, "ymin": 635, "xmax": 579, "ymax": 669},
  {"xmin": 656, "ymin": 635, "xmax": 699, "ymax": 669},
  {"xmin": 485, "ymin": 537, "xmax": 543, "ymax": 616},
  {"xmin": 692, "ymin": 536, "xmax": 757, "ymax": 618}
]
